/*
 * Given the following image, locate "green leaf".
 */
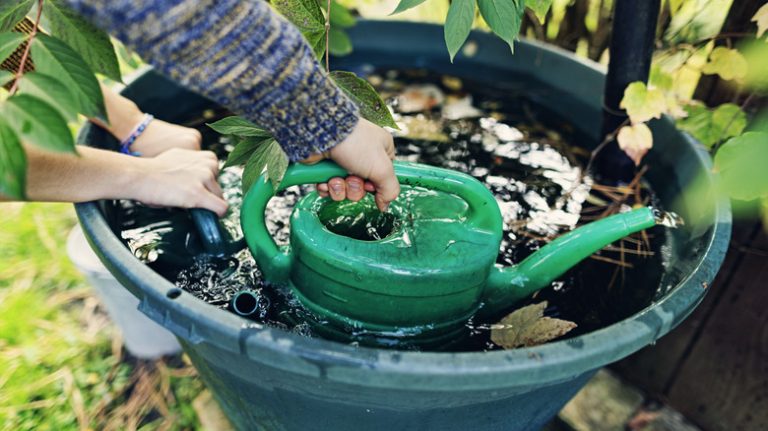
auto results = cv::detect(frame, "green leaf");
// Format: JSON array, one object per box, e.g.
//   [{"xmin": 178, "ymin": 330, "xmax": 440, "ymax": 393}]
[
  {"xmin": 0, "ymin": 31, "xmax": 25, "ymax": 63},
  {"xmin": 241, "ymin": 138, "xmax": 288, "ymax": 193},
  {"xmin": 328, "ymin": 28, "xmax": 352, "ymax": 56},
  {"xmin": 390, "ymin": 0, "xmax": 427, "ymax": 15},
  {"xmin": 266, "ymin": 146, "xmax": 289, "ymax": 191},
  {"xmin": 741, "ymin": 39, "xmax": 768, "ymax": 91},
  {"xmin": 490, "ymin": 302, "xmax": 577, "ymax": 349},
  {"xmin": 753, "ymin": 3, "xmax": 768, "ymax": 38},
  {"xmin": 0, "ymin": 69, "xmax": 12, "ymax": 86},
  {"xmin": 677, "ymin": 103, "xmax": 747, "ymax": 148},
  {"xmin": 224, "ymin": 135, "xmax": 274, "ymax": 168},
  {"xmin": 330, "ymin": 0, "xmax": 355, "ymax": 28},
  {"xmin": 444, "ymin": 0, "xmax": 475, "ymax": 62},
  {"xmin": 272, "ymin": 0, "xmax": 326, "ymax": 59},
  {"xmin": 527, "ymin": 0, "xmax": 554, "ymax": 23},
  {"xmin": 0, "ymin": 0, "xmax": 33, "ymax": 33},
  {"xmin": 0, "ymin": 117, "xmax": 26, "ymax": 199},
  {"xmin": 620, "ymin": 81, "xmax": 667, "ymax": 125},
  {"xmin": 207, "ymin": 116, "xmax": 271, "ymax": 137},
  {"xmin": 714, "ymin": 132, "xmax": 768, "ymax": 201},
  {"xmin": 330, "ymin": 71, "xmax": 398, "ymax": 129},
  {"xmin": 477, "ymin": 0, "xmax": 524, "ymax": 53},
  {"xmin": 701, "ymin": 47, "xmax": 748, "ymax": 81},
  {"xmin": 44, "ymin": 0, "xmax": 122, "ymax": 82},
  {"xmin": 31, "ymin": 34, "xmax": 106, "ymax": 120},
  {"xmin": 17, "ymin": 72, "xmax": 78, "ymax": 121},
  {"xmin": 2, "ymin": 94, "xmax": 75, "ymax": 153}
]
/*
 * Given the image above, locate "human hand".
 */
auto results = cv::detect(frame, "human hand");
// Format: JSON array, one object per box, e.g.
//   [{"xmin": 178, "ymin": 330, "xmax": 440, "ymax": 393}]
[
  {"xmin": 129, "ymin": 119, "xmax": 202, "ymax": 157},
  {"xmin": 130, "ymin": 148, "xmax": 228, "ymax": 216},
  {"xmin": 305, "ymin": 118, "xmax": 399, "ymax": 212},
  {"xmin": 94, "ymin": 84, "xmax": 202, "ymax": 157}
]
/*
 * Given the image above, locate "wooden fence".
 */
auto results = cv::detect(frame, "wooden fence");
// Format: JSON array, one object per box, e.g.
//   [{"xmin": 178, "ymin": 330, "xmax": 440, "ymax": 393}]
[{"xmin": 613, "ymin": 220, "xmax": 768, "ymax": 431}]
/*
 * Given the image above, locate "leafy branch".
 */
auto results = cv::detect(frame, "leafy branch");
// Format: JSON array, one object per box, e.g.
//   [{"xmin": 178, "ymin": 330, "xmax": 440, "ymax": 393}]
[
  {"xmin": 0, "ymin": 0, "xmax": 120, "ymax": 199},
  {"xmin": 215, "ymin": 0, "xmax": 395, "ymax": 194},
  {"xmin": 217, "ymin": 0, "xmax": 551, "ymax": 193},
  {"xmin": 391, "ymin": 0, "xmax": 552, "ymax": 61},
  {"xmin": 612, "ymin": 5, "xmax": 768, "ymax": 219}
]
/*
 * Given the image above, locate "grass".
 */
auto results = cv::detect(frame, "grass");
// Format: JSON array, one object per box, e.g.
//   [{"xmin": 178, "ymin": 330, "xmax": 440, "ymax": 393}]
[{"xmin": 0, "ymin": 203, "xmax": 204, "ymax": 431}]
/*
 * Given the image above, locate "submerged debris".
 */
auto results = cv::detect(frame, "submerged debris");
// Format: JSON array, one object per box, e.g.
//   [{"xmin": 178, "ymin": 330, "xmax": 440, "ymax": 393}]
[{"xmin": 120, "ymin": 69, "xmax": 668, "ymax": 352}]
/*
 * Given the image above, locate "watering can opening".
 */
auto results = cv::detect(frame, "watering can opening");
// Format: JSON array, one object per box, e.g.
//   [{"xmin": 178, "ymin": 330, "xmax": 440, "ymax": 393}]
[{"xmin": 316, "ymin": 195, "xmax": 401, "ymax": 242}]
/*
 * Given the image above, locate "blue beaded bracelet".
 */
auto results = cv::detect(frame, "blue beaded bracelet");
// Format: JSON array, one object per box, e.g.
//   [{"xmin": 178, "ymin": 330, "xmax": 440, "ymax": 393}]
[{"xmin": 119, "ymin": 113, "xmax": 154, "ymax": 156}]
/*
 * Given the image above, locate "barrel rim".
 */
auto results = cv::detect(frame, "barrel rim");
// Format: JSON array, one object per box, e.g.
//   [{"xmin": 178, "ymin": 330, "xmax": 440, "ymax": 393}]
[{"xmin": 75, "ymin": 20, "xmax": 731, "ymax": 390}]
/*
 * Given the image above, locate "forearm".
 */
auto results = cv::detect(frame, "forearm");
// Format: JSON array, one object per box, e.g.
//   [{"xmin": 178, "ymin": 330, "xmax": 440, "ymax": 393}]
[
  {"xmin": 23, "ymin": 145, "xmax": 145, "ymax": 203},
  {"xmin": 64, "ymin": 0, "xmax": 360, "ymax": 161},
  {"xmin": 90, "ymin": 83, "xmax": 145, "ymax": 141}
]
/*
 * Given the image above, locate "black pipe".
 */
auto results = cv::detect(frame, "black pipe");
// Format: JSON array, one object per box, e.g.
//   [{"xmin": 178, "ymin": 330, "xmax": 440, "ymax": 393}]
[
  {"xmin": 230, "ymin": 290, "xmax": 270, "ymax": 318},
  {"xmin": 597, "ymin": 0, "xmax": 661, "ymax": 182}
]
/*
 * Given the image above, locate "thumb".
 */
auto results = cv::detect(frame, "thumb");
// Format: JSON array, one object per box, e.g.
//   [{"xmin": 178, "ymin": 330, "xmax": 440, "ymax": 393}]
[{"xmin": 370, "ymin": 161, "xmax": 400, "ymax": 212}]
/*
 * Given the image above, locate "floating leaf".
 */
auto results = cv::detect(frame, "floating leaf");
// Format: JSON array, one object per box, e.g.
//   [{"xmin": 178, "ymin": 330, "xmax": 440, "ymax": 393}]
[
  {"xmin": 2, "ymin": 94, "xmax": 75, "ymax": 153},
  {"xmin": 31, "ymin": 34, "xmax": 106, "ymax": 120},
  {"xmin": 677, "ymin": 102, "xmax": 747, "ymax": 148},
  {"xmin": 701, "ymin": 47, "xmax": 748, "ymax": 81},
  {"xmin": 241, "ymin": 138, "xmax": 288, "ymax": 193},
  {"xmin": 331, "ymin": 71, "xmax": 398, "ymax": 129},
  {"xmin": 617, "ymin": 123, "xmax": 653, "ymax": 166},
  {"xmin": 490, "ymin": 302, "xmax": 577, "ymax": 349},
  {"xmin": 329, "ymin": 0, "xmax": 355, "ymax": 28},
  {"xmin": 272, "ymin": 0, "xmax": 326, "ymax": 59},
  {"xmin": 444, "ymin": 0, "xmax": 475, "ymax": 62},
  {"xmin": 620, "ymin": 82, "xmax": 667, "ymax": 125},
  {"xmin": 714, "ymin": 132, "xmax": 768, "ymax": 201},
  {"xmin": 527, "ymin": 0, "xmax": 554, "ymax": 23},
  {"xmin": 477, "ymin": 0, "xmax": 523, "ymax": 53},
  {"xmin": 752, "ymin": 3, "xmax": 768, "ymax": 38},
  {"xmin": 17, "ymin": 72, "xmax": 79, "ymax": 121},
  {"xmin": 0, "ymin": 0, "xmax": 33, "ymax": 33},
  {"xmin": 390, "ymin": 0, "xmax": 427, "ymax": 15},
  {"xmin": 45, "ymin": 0, "xmax": 121, "ymax": 81},
  {"xmin": 224, "ymin": 134, "xmax": 274, "ymax": 168},
  {"xmin": 0, "ymin": 117, "xmax": 26, "ymax": 199},
  {"xmin": 0, "ymin": 31, "xmax": 25, "ymax": 64},
  {"xmin": 207, "ymin": 116, "xmax": 271, "ymax": 137},
  {"xmin": 328, "ymin": 28, "xmax": 352, "ymax": 56}
]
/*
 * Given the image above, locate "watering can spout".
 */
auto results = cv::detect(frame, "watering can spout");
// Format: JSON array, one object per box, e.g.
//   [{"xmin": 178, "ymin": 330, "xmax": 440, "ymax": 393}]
[{"xmin": 480, "ymin": 207, "xmax": 657, "ymax": 318}]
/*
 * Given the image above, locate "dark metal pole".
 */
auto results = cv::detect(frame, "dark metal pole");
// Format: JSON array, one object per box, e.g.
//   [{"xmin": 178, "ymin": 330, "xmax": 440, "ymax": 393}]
[{"xmin": 597, "ymin": 0, "xmax": 661, "ymax": 182}]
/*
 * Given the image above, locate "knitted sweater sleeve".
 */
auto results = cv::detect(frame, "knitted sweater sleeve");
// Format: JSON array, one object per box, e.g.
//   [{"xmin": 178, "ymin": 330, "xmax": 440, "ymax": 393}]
[{"xmin": 64, "ymin": 0, "xmax": 360, "ymax": 162}]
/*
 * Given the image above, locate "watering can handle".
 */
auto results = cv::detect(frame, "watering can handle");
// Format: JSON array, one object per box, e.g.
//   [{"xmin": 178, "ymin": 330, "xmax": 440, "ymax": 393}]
[{"xmin": 241, "ymin": 160, "xmax": 503, "ymax": 283}]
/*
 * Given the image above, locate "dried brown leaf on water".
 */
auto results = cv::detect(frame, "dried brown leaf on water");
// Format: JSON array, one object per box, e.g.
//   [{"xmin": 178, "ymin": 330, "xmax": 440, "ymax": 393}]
[{"xmin": 490, "ymin": 301, "xmax": 577, "ymax": 349}]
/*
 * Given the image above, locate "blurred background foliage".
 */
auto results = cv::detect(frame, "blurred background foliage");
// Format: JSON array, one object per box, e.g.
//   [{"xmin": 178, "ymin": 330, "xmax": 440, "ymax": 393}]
[{"xmin": 0, "ymin": 1, "xmax": 765, "ymax": 429}]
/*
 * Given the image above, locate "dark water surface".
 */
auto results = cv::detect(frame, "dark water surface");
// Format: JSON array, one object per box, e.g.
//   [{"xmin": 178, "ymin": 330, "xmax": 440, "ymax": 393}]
[{"xmin": 119, "ymin": 69, "xmax": 669, "ymax": 351}]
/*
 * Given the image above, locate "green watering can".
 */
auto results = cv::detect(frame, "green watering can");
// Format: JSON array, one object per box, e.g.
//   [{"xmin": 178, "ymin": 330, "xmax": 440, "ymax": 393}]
[{"xmin": 232, "ymin": 160, "xmax": 657, "ymax": 347}]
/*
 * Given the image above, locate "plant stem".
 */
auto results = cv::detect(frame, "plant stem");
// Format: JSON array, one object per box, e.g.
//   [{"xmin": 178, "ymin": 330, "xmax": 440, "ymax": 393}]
[
  {"xmin": 325, "ymin": 0, "xmax": 331, "ymax": 71},
  {"xmin": 9, "ymin": 0, "xmax": 44, "ymax": 95}
]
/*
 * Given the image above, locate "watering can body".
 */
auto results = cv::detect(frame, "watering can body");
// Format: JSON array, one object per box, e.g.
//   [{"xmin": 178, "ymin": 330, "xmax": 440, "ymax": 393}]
[{"xmin": 239, "ymin": 161, "xmax": 657, "ymax": 347}]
